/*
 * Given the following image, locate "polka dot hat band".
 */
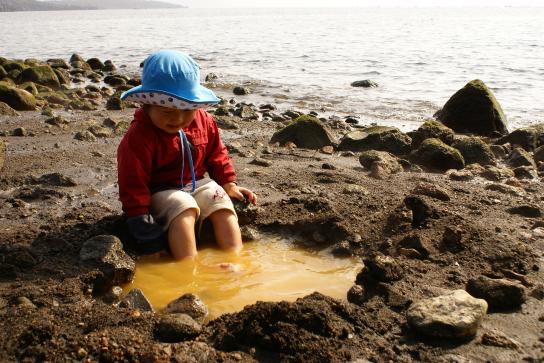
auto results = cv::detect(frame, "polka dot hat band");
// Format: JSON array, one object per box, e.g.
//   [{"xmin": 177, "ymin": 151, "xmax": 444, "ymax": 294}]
[{"xmin": 123, "ymin": 92, "xmax": 215, "ymax": 110}]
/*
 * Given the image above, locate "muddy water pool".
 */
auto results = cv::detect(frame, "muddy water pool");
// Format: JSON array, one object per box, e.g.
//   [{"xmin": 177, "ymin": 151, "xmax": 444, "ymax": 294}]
[{"xmin": 124, "ymin": 235, "xmax": 362, "ymax": 319}]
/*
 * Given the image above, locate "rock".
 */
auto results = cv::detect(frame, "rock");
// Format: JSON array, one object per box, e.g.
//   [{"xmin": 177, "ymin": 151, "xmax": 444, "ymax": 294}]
[
  {"xmin": 156, "ymin": 313, "xmax": 202, "ymax": 342},
  {"xmin": 321, "ymin": 163, "xmax": 336, "ymax": 170},
  {"xmin": 214, "ymin": 106, "xmax": 230, "ymax": 116},
  {"xmin": 104, "ymin": 75, "xmax": 127, "ymax": 87},
  {"xmin": 249, "ymin": 158, "xmax": 272, "ymax": 167},
  {"xmin": 480, "ymin": 330, "xmax": 522, "ymax": 350},
  {"xmin": 409, "ymin": 120, "xmax": 455, "ymax": 149},
  {"xmin": 339, "ymin": 126, "xmax": 412, "ymax": 155},
  {"xmin": 466, "ymin": 276, "xmax": 526, "ymax": 309},
  {"xmin": 320, "ymin": 145, "xmax": 334, "ymax": 155},
  {"xmin": 350, "ymin": 80, "xmax": 378, "ymax": 88},
  {"xmin": 74, "ymin": 130, "xmax": 97, "ymax": 142},
  {"xmin": 46, "ymin": 58, "xmax": 70, "ymax": 69},
  {"xmin": 16, "ymin": 297, "xmax": 37, "ymax": 309},
  {"xmin": 347, "ymin": 284, "xmax": 366, "ymax": 305},
  {"xmin": 534, "ymin": 145, "xmax": 544, "ymax": 163},
  {"xmin": 233, "ymin": 86, "xmax": 250, "ymax": 95},
  {"xmin": 106, "ymin": 91, "xmax": 125, "ymax": 110},
  {"xmin": 412, "ymin": 182, "xmax": 451, "ymax": 201},
  {"xmin": 452, "ymin": 136, "xmax": 495, "ymax": 166},
  {"xmin": 490, "ymin": 144, "xmax": 509, "ymax": 159},
  {"xmin": 480, "ymin": 166, "xmax": 514, "ymax": 181},
  {"xmin": 270, "ymin": 115, "xmax": 335, "ymax": 149},
  {"xmin": 163, "ymin": 293, "xmax": 208, "ymax": 323},
  {"xmin": 38, "ymin": 91, "xmax": 70, "ymax": 106},
  {"xmin": 88, "ymin": 125, "xmax": 112, "ymax": 138},
  {"xmin": 507, "ymin": 147, "xmax": 535, "ymax": 168},
  {"xmin": 0, "ymin": 140, "xmax": 5, "ymax": 170},
  {"xmin": 442, "ymin": 226, "xmax": 465, "ymax": 252},
  {"xmin": 79, "ymin": 235, "xmax": 135, "ymax": 288},
  {"xmin": 507, "ymin": 205, "xmax": 542, "ymax": 218},
  {"xmin": 45, "ymin": 115, "xmax": 68, "ymax": 127},
  {"xmin": 20, "ymin": 65, "xmax": 60, "ymax": 89},
  {"xmin": 70, "ymin": 53, "xmax": 85, "ymax": 63},
  {"xmin": 38, "ymin": 172, "xmax": 77, "ymax": 186},
  {"xmin": 103, "ymin": 60, "xmax": 116, "ymax": 72},
  {"xmin": 410, "ymin": 138, "xmax": 465, "ymax": 172},
  {"xmin": 102, "ymin": 286, "xmax": 123, "ymax": 304},
  {"xmin": 240, "ymin": 226, "xmax": 260, "ymax": 242},
  {"xmin": 359, "ymin": 150, "xmax": 402, "ymax": 172},
  {"xmin": 0, "ymin": 84, "xmax": 37, "ymax": 111},
  {"xmin": 11, "ymin": 127, "xmax": 27, "ymax": 136},
  {"xmin": 513, "ymin": 166, "xmax": 538, "ymax": 180},
  {"xmin": 404, "ymin": 195, "xmax": 435, "ymax": 227},
  {"xmin": 342, "ymin": 184, "xmax": 369, "ymax": 196},
  {"xmin": 498, "ymin": 125, "xmax": 544, "ymax": 152},
  {"xmin": 19, "ymin": 82, "xmax": 38, "ymax": 96},
  {"xmin": 119, "ymin": 288, "xmax": 153, "ymax": 312},
  {"xmin": 86, "ymin": 58, "xmax": 104, "ymax": 70},
  {"xmin": 436, "ymin": 79, "xmax": 508, "ymax": 136},
  {"xmin": 234, "ymin": 105, "xmax": 258, "ymax": 119},
  {"xmin": 397, "ymin": 234, "xmax": 431, "ymax": 258},
  {"xmin": 364, "ymin": 254, "xmax": 403, "ymax": 282},
  {"xmin": 407, "ymin": 289, "xmax": 488, "ymax": 338},
  {"xmin": 205, "ymin": 72, "xmax": 218, "ymax": 82},
  {"xmin": 485, "ymin": 183, "xmax": 525, "ymax": 196},
  {"xmin": 0, "ymin": 101, "xmax": 20, "ymax": 116}
]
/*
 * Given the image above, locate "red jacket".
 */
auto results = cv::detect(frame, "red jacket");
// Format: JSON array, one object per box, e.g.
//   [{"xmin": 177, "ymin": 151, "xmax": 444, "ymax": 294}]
[{"xmin": 117, "ymin": 108, "xmax": 236, "ymax": 217}]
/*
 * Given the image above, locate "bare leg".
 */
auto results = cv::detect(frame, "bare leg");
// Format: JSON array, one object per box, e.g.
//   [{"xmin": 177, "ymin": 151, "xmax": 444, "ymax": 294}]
[
  {"xmin": 208, "ymin": 209, "xmax": 242, "ymax": 252},
  {"xmin": 168, "ymin": 208, "xmax": 198, "ymax": 260}
]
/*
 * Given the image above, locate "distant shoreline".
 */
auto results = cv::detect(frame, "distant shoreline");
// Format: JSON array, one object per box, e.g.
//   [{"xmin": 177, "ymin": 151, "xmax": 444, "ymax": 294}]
[{"xmin": 0, "ymin": 0, "xmax": 185, "ymax": 12}]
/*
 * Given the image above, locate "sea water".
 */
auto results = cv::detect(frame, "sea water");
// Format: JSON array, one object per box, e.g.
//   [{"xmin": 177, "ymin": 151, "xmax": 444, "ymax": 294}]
[{"xmin": 1, "ymin": 7, "xmax": 543, "ymax": 129}]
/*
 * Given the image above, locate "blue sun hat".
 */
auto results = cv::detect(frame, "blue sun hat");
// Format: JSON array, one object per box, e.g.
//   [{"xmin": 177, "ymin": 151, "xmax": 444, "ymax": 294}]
[{"xmin": 121, "ymin": 49, "xmax": 220, "ymax": 109}]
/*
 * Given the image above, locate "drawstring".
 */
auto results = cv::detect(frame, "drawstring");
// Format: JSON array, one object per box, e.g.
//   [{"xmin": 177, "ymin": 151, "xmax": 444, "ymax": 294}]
[{"xmin": 179, "ymin": 130, "xmax": 196, "ymax": 192}]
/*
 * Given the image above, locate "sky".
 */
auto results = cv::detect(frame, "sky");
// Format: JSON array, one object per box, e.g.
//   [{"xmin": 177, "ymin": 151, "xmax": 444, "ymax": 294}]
[{"xmin": 166, "ymin": 0, "xmax": 544, "ymax": 7}]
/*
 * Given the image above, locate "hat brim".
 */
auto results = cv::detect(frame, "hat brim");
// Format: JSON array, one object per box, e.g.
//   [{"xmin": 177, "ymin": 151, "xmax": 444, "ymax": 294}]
[{"xmin": 120, "ymin": 84, "xmax": 220, "ymax": 104}]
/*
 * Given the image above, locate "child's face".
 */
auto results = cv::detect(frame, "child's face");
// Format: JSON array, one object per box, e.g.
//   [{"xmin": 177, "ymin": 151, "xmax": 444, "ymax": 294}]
[{"xmin": 146, "ymin": 105, "xmax": 197, "ymax": 134}]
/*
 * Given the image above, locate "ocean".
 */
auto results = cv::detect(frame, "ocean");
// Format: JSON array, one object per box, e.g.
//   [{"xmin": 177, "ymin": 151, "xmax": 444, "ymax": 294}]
[{"xmin": 1, "ymin": 7, "xmax": 543, "ymax": 131}]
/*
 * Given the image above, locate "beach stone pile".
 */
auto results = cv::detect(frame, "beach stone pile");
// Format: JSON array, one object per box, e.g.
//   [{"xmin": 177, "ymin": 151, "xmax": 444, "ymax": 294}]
[{"xmin": 0, "ymin": 54, "xmax": 139, "ymax": 112}]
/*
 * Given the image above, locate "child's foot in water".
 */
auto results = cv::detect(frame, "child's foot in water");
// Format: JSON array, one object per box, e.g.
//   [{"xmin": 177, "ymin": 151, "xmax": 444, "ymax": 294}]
[{"xmin": 217, "ymin": 262, "xmax": 242, "ymax": 272}]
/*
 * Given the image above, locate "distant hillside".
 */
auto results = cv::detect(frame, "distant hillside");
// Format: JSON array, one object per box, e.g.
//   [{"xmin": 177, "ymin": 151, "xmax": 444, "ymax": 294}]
[{"xmin": 0, "ymin": 0, "xmax": 184, "ymax": 12}]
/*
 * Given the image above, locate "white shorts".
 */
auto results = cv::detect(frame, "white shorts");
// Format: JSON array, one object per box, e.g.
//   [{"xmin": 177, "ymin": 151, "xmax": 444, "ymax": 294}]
[{"xmin": 150, "ymin": 178, "xmax": 236, "ymax": 232}]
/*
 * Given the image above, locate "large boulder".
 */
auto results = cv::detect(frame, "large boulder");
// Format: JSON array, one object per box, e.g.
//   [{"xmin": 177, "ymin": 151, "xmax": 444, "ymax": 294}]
[
  {"xmin": 270, "ymin": 115, "xmax": 335, "ymax": 149},
  {"xmin": 410, "ymin": 138, "xmax": 465, "ymax": 172},
  {"xmin": 436, "ymin": 79, "xmax": 508, "ymax": 136},
  {"xmin": 338, "ymin": 126, "xmax": 412, "ymax": 155},
  {"xmin": 498, "ymin": 124, "xmax": 544, "ymax": 151},
  {"xmin": 409, "ymin": 120, "xmax": 454, "ymax": 149},
  {"xmin": 0, "ymin": 84, "xmax": 36, "ymax": 111},
  {"xmin": 407, "ymin": 290, "xmax": 487, "ymax": 339},
  {"xmin": 79, "ymin": 235, "xmax": 135, "ymax": 288},
  {"xmin": 452, "ymin": 136, "xmax": 496, "ymax": 166},
  {"xmin": 20, "ymin": 65, "xmax": 61, "ymax": 89}
]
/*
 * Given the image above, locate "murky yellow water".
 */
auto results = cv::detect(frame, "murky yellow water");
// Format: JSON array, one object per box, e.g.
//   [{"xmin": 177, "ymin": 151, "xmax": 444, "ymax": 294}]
[{"xmin": 124, "ymin": 236, "xmax": 362, "ymax": 319}]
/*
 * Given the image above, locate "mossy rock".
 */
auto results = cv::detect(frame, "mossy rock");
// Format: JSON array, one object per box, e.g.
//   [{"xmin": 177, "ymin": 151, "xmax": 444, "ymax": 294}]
[
  {"xmin": 19, "ymin": 82, "xmax": 38, "ymax": 96},
  {"xmin": 37, "ymin": 91, "xmax": 70, "ymax": 106},
  {"xmin": 410, "ymin": 138, "xmax": 465, "ymax": 172},
  {"xmin": 0, "ymin": 80, "xmax": 16, "ymax": 88},
  {"xmin": 114, "ymin": 121, "xmax": 130, "ymax": 135},
  {"xmin": 53, "ymin": 68, "xmax": 71, "ymax": 86},
  {"xmin": 452, "ymin": 136, "xmax": 495, "ymax": 166},
  {"xmin": 498, "ymin": 124, "xmax": 544, "ymax": 152},
  {"xmin": 87, "ymin": 58, "xmax": 105, "ymax": 70},
  {"xmin": 0, "ymin": 66, "xmax": 7, "ymax": 79},
  {"xmin": 269, "ymin": 115, "xmax": 335, "ymax": 149},
  {"xmin": 69, "ymin": 99, "xmax": 96, "ymax": 111},
  {"xmin": 70, "ymin": 61, "xmax": 92, "ymax": 71},
  {"xmin": 20, "ymin": 65, "xmax": 61, "ymax": 89},
  {"xmin": 0, "ymin": 139, "xmax": 5, "ymax": 170},
  {"xmin": 436, "ymin": 79, "xmax": 508, "ymax": 136},
  {"xmin": 70, "ymin": 54, "xmax": 85, "ymax": 63},
  {"xmin": 2, "ymin": 61, "xmax": 26, "ymax": 72},
  {"xmin": 507, "ymin": 147, "xmax": 535, "ymax": 168},
  {"xmin": 7, "ymin": 69, "xmax": 22, "ymax": 80},
  {"xmin": 534, "ymin": 146, "xmax": 544, "ymax": 164},
  {"xmin": 106, "ymin": 91, "xmax": 125, "ymax": 110},
  {"xmin": 47, "ymin": 58, "xmax": 70, "ymax": 69},
  {"xmin": 0, "ymin": 84, "xmax": 36, "ymax": 111},
  {"xmin": 24, "ymin": 58, "xmax": 41, "ymax": 67},
  {"xmin": 0, "ymin": 57, "xmax": 7, "ymax": 66},
  {"xmin": 338, "ymin": 126, "xmax": 412, "ymax": 155},
  {"xmin": 359, "ymin": 150, "xmax": 402, "ymax": 172},
  {"xmin": 103, "ymin": 60, "xmax": 117, "ymax": 72},
  {"xmin": 0, "ymin": 101, "xmax": 20, "ymax": 116},
  {"xmin": 409, "ymin": 120, "xmax": 454, "ymax": 149}
]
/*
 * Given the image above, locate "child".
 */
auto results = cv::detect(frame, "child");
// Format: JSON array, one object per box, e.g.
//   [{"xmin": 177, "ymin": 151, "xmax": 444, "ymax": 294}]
[{"xmin": 117, "ymin": 49, "xmax": 256, "ymax": 260}]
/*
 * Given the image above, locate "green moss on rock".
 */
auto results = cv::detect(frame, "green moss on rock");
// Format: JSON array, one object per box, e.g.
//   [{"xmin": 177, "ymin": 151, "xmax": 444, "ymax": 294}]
[
  {"xmin": 270, "ymin": 115, "xmax": 335, "ymax": 149},
  {"xmin": 0, "ymin": 84, "xmax": 37, "ymax": 111},
  {"xmin": 410, "ymin": 138, "xmax": 465, "ymax": 172},
  {"xmin": 436, "ymin": 79, "xmax": 507, "ymax": 136},
  {"xmin": 409, "ymin": 120, "xmax": 454, "ymax": 149},
  {"xmin": 498, "ymin": 124, "xmax": 544, "ymax": 152},
  {"xmin": 20, "ymin": 65, "xmax": 61, "ymax": 89},
  {"xmin": 106, "ymin": 91, "xmax": 125, "ymax": 110},
  {"xmin": 19, "ymin": 82, "xmax": 38, "ymax": 96},
  {"xmin": 452, "ymin": 136, "xmax": 496, "ymax": 166},
  {"xmin": 338, "ymin": 126, "xmax": 412, "ymax": 155},
  {"xmin": 359, "ymin": 150, "xmax": 402, "ymax": 172}
]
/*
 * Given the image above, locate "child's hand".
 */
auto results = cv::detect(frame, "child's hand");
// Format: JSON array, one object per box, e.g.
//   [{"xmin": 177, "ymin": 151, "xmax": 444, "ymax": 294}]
[{"xmin": 223, "ymin": 182, "xmax": 257, "ymax": 205}]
